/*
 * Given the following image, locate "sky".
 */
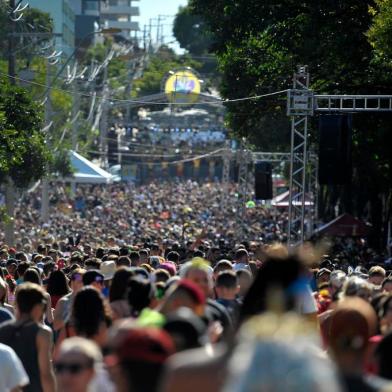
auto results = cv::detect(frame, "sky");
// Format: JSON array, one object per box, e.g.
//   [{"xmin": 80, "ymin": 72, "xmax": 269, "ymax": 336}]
[{"xmin": 137, "ymin": 0, "xmax": 188, "ymax": 52}]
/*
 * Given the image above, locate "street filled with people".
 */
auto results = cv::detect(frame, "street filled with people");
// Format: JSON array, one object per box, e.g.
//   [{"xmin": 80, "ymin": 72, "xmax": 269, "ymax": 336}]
[{"xmin": 0, "ymin": 180, "xmax": 391, "ymax": 391}]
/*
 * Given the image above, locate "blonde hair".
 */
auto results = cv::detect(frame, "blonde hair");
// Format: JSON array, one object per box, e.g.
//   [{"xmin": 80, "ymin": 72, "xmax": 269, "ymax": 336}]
[{"xmin": 265, "ymin": 243, "xmax": 289, "ymax": 259}]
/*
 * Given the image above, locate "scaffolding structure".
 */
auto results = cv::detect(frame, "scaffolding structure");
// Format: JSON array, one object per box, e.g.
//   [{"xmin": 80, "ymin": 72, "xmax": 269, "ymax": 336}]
[
  {"xmin": 286, "ymin": 66, "xmax": 392, "ymax": 245},
  {"xmin": 287, "ymin": 67, "xmax": 313, "ymax": 244}
]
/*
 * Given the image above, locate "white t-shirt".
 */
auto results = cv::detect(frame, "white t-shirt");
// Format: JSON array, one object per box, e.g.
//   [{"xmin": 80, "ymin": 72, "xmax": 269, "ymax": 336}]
[
  {"xmin": 0, "ymin": 343, "xmax": 29, "ymax": 391},
  {"xmin": 88, "ymin": 364, "xmax": 115, "ymax": 392}
]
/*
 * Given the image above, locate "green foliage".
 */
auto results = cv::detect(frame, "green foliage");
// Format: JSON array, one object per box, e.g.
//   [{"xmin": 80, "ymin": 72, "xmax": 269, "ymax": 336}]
[
  {"xmin": 191, "ymin": 0, "xmax": 392, "ymax": 247},
  {"xmin": 84, "ymin": 41, "xmax": 135, "ymax": 99},
  {"xmin": 0, "ymin": 5, "xmax": 53, "ymax": 64},
  {"xmin": 368, "ymin": 0, "xmax": 392, "ymax": 63},
  {"xmin": 132, "ymin": 46, "xmax": 201, "ymax": 98},
  {"xmin": 51, "ymin": 149, "xmax": 74, "ymax": 178},
  {"xmin": 173, "ymin": 5, "xmax": 213, "ymax": 55},
  {"xmin": 0, "ymin": 80, "xmax": 52, "ymax": 188},
  {"xmin": 190, "ymin": 0, "xmax": 386, "ymax": 149},
  {"xmin": 218, "ymin": 30, "xmax": 292, "ymax": 148}
]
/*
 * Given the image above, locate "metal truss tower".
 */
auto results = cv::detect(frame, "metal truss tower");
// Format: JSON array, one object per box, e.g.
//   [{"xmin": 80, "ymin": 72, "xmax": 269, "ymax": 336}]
[
  {"xmin": 286, "ymin": 66, "xmax": 392, "ymax": 246},
  {"xmin": 287, "ymin": 66, "xmax": 314, "ymax": 245},
  {"xmin": 237, "ymin": 147, "xmax": 253, "ymax": 241}
]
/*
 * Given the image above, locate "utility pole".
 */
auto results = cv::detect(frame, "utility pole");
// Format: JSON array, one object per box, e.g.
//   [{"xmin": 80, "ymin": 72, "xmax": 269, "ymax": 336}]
[
  {"xmin": 41, "ymin": 60, "xmax": 52, "ymax": 222},
  {"xmin": 5, "ymin": 0, "xmax": 17, "ymax": 245},
  {"xmin": 71, "ymin": 83, "xmax": 80, "ymax": 150},
  {"xmin": 156, "ymin": 15, "xmax": 162, "ymax": 45},
  {"xmin": 124, "ymin": 59, "xmax": 135, "ymax": 124},
  {"xmin": 100, "ymin": 64, "xmax": 109, "ymax": 168},
  {"xmin": 143, "ymin": 25, "xmax": 147, "ymax": 52},
  {"xmin": 148, "ymin": 18, "xmax": 153, "ymax": 51},
  {"xmin": 71, "ymin": 62, "xmax": 80, "ymax": 151}
]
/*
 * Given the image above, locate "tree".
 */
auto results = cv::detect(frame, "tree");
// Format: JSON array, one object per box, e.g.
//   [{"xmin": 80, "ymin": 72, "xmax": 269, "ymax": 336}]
[
  {"xmin": 173, "ymin": 5, "xmax": 212, "ymax": 55},
  {"xmin": 190, "ymin": 0, "xmax": 392, "ymax": 249},
  {"xmin": 0, "ymin": 80, "xmax": 52, "ymax": 187},
  {"xmin": 132, "ymin": 46, "xmax": 201, "ymax": 99},
  {"xmin": 368, "ymin": 0, "xmax": 392, "ymax": 63},
  {"xmin": 0, "ymin": 5, "xmax": 53, "ymax": 64}
]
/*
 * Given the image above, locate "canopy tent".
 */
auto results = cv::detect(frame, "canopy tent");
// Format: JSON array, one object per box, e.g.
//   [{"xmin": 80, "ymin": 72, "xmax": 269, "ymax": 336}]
[
  {"xmin": 314, "ymin": 213, "xmax": 369, "ymax": 237},
  {"xmin": 63, "ymin": 151, "xmax": 113, "ymax": 184},
  {"xmin": 271, "ymin": 190, "xmax": 314, "ymax": 207}
]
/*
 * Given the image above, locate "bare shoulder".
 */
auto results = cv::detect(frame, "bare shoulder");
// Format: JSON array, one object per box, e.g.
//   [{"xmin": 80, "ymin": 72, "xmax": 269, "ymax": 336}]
[
  {"xmin": 56, "ymin": 296, "xmax": 67, "ymax": 306},
  {"xmin": 38, "ymin": 325, "xmax": 53, "ymax": 340}
]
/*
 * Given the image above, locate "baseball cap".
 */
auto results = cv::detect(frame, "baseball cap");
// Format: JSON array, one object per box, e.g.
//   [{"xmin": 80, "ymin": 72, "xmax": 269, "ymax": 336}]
[{"xmin": 114, "ymin": 328, "xmax": 175, "ymax": 364}]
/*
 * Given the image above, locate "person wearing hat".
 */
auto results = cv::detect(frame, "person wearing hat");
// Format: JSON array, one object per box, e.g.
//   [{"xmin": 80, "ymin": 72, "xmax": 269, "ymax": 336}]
[
  {"xmin": 107, "ymin": 327, "xmax": 175, "ymax": 392},
  {"xmin": 327, "ymin": 297, "xmax": 379, "ymax": 392},
  {"xmin": 100, "ymin": 261, "xmax": 116, "ymax": 298}
]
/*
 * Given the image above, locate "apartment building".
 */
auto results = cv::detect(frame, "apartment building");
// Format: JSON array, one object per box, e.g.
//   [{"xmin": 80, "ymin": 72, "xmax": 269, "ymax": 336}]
[
  {"xmin": 100, "ymin": 0, "xmax": 140, "ymax": 39},
  {"xmin": 25, "ymin": 0, "xmax": 75, "ymax": 57}
]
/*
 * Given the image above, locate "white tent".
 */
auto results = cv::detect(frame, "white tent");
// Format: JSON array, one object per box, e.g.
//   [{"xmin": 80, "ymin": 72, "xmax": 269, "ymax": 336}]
[{"xmin": 63, "ymin": 151, "xmax": 113, "ymax": 184}]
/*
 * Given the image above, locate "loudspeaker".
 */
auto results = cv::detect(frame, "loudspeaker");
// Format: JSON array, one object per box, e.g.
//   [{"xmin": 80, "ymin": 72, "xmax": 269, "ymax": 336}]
[
  {"xmin": 255, "ymin": 162, "xmax": 273, "ymax": 200},
  {"xmin": 318, "ymin": 114, "xmax": 352, "ymax": 185}
]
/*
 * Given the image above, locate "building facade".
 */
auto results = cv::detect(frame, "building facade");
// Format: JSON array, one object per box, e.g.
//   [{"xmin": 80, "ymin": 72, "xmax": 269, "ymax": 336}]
[
  {"xmin": 100, "ymin": 0, "xmax": 139, "ymax": 40},
  {"xmin": 70, "ymin": 0, "xmax": 140, "ymax": 47},
  {"xmin": 26, "ymin": 0, "xmax": 75, "ymax": 57}
]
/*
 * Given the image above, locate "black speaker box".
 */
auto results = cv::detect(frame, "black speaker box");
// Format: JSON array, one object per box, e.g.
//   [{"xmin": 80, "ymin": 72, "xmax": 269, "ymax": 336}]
[
  {"xmin": 318, "ymin": 114, "xmax": 352, "ymax": 185},
  {"xmin": 255, "ymin": 161, "xmax": 273, "ymax": 200}
]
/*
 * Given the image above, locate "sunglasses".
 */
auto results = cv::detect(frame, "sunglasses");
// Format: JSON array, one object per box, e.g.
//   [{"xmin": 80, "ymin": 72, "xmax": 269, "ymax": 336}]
[
  {"xmin": 55, "ymin": 362, "xmax": 92, "ymax": 375},
  {"xmin": 71, "ymin": 273, "xmax": 83, "ymax": 282}
]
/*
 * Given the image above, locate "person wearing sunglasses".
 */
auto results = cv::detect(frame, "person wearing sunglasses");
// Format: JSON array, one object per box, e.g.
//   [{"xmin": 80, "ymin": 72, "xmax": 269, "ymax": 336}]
[{"xmin": 55, "ymin": 337, "xmax": 102, "ymax": 392}]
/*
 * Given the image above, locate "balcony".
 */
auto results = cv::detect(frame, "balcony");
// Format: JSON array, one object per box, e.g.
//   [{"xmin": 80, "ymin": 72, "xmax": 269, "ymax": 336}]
[
  {"xmin": 101, "ymin": 5, "xmax": 139, "ymax": 16},
  {"xmin": 84, "ymin": 9, "xmax": 100, "ymax": 16},
  {"xmin": 105, "ymin": 20, "xmax": 139, "ymax": 31}
]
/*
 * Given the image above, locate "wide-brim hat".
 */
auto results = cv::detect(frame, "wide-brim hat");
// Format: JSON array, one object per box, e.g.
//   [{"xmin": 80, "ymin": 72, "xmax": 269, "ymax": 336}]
[{"xmin": 100, "ymin": 260, "xmax": 116, "ymax": 280}]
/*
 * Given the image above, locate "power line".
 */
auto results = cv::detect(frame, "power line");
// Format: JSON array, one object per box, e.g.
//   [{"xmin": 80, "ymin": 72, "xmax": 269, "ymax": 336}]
[{"xmin": 0, "ymin": 71, "xmax": 289, "ymax": 106}]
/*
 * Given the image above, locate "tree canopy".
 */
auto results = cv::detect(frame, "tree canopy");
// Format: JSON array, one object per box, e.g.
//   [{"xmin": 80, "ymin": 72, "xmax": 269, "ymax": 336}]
[
  {"xmin": 368, "ymin": 0, "xmax": 392, "ymax": 64},
  {"xmin": 173, "ymin": 5, "xmax": 212, "ymax": 55},
  {"xmin": 0, "ymin": 80, "xmax": 52, "ymax": 188},
  {"xmin": 0, "ymin": 5, "xmax": 53, "ymax": 64},
  {"xmin": 189, "ymin": 0, "xmax": 392, "ymax": 248},
  {"xmin": 132, "ymin": 46, "xmax": 201, "ymax": 98}
]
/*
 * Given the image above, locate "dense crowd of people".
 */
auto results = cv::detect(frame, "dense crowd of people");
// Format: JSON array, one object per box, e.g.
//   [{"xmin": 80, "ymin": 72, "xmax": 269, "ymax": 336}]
[
  {"xmin": 0, "ymin": 180, "xmax": 391, "ymax": 392},
  {"xmin": 10, "ymin": 181, "xmax": 287, "ymax": 249}
]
